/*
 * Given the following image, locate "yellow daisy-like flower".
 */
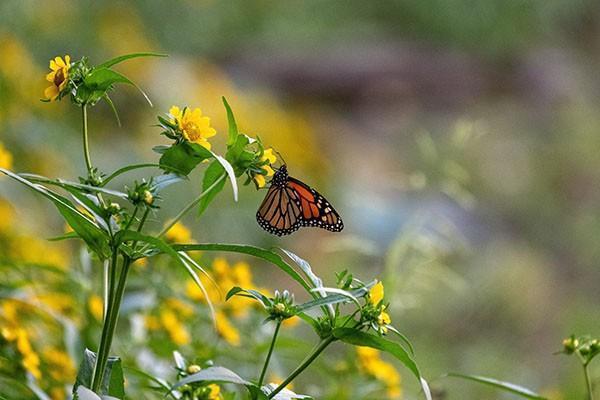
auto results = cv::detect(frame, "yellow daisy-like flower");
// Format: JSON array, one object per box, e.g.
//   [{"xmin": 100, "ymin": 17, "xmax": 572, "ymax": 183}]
[
  {"xmin": 0, "ymin": 142, "xmax": 13, "ymax": 170},
  {"xmin": 169, "ymin": 106, "xmax": 216, "ymax": 149},
  {"xmin": 254, "ymin": 148, "xmax": 277, "ymax": 188},
  {"xmin": 44, "ymin": 55, "xmax": 70, "ymax": 101},
  {"xmin": 164, "ymin": 221, "xmax": 193, "ymax": 243}
]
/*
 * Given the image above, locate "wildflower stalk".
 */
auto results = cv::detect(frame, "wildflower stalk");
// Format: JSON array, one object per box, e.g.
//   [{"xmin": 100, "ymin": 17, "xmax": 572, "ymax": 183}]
[
  {"xmin": 583, "ymin": 362, "xmax": 594, "ymax": 400},
  {"xmin": 157, "ymin": 173, "xmax": 226, "ymax": 238},
  {"xmin": 81, "ymin": 105, "xmax": 93, "ymax": 176},
  {"xmin": 258, "ymin": 320, "xmax": 282, "ymax": 387},
  {"xmin": 267, "ymin": 336, "xmax": 335, "ymax": 399}
]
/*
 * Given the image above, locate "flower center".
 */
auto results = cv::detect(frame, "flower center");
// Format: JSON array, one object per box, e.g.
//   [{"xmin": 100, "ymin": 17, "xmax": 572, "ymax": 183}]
[
  {"xmin": 53, "ymin": 69, "xmax": 65, "ymax": 87},
  {"xmin": 182, "ymin": 121, "xmax": 200, "ymax": 141}
]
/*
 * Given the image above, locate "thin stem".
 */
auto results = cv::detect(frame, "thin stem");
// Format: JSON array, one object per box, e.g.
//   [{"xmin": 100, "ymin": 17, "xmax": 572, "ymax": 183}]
[
  {"xmin": 91, "ymin": 250, "xmax": 119, "ymax": 392},
  {"xmin": 258, "ymin": 321, "xmax": 282, "ymax": 387},
  {"xmin": 101, "ymin": 163, "xmax": 160, "ymax": 187},
  {"xmin": 267, "ymin": 336, "xmax": 335, "ymax": 399},
  {"xmin": 157, "ymin": 173, "xmax": 226, "ymax": 238},
  {"xmin": 91, "ymin": 255, "xmax": 132, "ymax": 393},
  {"xmin": 102, "ymin": 259, "xmax": 109, "ymax": 318},
  {"xmin": 82, "ymin": 105, "xmax": 93, "ymax": 176},
  {"xmin": 123, "ymin": 206, "xmax": 139, "ymax": 232},
  {"xmin": 584, "ymin": 362, "xmax": 594, "ymax": 400}
]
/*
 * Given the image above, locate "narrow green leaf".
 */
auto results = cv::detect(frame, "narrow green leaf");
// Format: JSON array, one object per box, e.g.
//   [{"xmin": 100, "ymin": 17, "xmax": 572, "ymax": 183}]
[
  {"xmin": 211, "ymin": 152, "xmax": 238, "ymax": 202},
  {"xmin": 102, "ymin": 163, "xmax": 160, "ymax": 186},
  {"xmin": 84, "ymin": 68, "xmax": 151, "ymax": 106},
  {"xmin": 102, "ymin": 93, "xmax": 121, "ymax": 126},
  {"xmin": 226, "ymin": 287, "xmax": 272, "ymax": 308},
  {"xmin": 446, "ymin": 373, "xmax": 547, "ymax": 400},
  {"xmin": 172, "ymin": 243, "xmax": 313, "ymax": 295},
  {"xmin": 222, "ymin": 97, "xmax": 239, "ymax": 147},
  {"xmin": 170, "ymin": 366, "xmax": 250, "ymax": 390},
  {"xmin": 332, "ymin": 328, "xmax": 431, "ymax": 400},
  {"xmin": 96, "ymin": 52, "xmax": 167, "ymax": 69},
  {"xmin": 0, "ymin": 168, "xmax": 110, "ymax": 259},
  {"xmin": 198, "ymin": 161, "xmax": 226, "ymax": 217}
]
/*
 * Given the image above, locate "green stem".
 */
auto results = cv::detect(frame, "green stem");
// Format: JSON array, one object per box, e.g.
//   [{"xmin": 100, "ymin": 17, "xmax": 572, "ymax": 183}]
[
  {"xmin": 258, "ymin": 321, "xmax": 282, "ymax": 387},
  {"xmin": 584, "ymin": 362, "xmax": 594, "ymax": 400},
  {"xmin": 267, "ymin": 336, "xmax": 335, "ymax": 399},
  {"xmin": 91, "ymin": 250, "xmax": 119, "ymax": 392},
  {"xmin": 82, "ymin": 105, "xmax": 93, "ymax": 176},
  {"xmin": 157, "ymin": 173, "xmax": 226, "ymax": 238}
]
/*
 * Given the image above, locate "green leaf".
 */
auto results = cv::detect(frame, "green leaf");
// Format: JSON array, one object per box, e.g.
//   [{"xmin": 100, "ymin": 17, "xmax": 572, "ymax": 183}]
[
  {"xmin": 73, "ymin": 349, "xmax": 124, "ymax": 398},
  {"xmin": 446, "ymin": 373, "xmax": 547, "ymax": 400},
  {"xmin": 332, "ymin": 328, "xmax": 431, "ymax": 400},
  {"xmin": 159, "ymin": 142, "xmax": 212, "ymax": 175},
  {"xmin": 96, "ymin": 52, "xmax": 167, "ymax": 69},
  {"xmin": 0, "ymin": 168, "xmax": 110, "ymax": 259},
  {"xmin": 84, "ymin": 68, "xmax": 151, "ymax": 106},
  {"xmin": 172, "ymin": 243, "xmax": 313, "ymax": 295},
  {"xmin": 226, "ymin": 286, "xmax": 273, "ymax": 308},
  {"xmin": 222, "ymin": 96, "xmax": 239, "ymax": 147},
  {"xmin": 170, "ymin": 366, "xmax": 250, "ymax": 390},
  {"xmin": 101, "ymin": 163, "xmax": 160, "ymax": 186},
  {"xmin": 197, "ymin": 160, "xmax": 227, "ymax": 217},
  {"xmin": 102, "ymin": 94, "xmax": 121, "ymax": 126},
  {"xmin": 211, "ymin": 152, "xmax": 238, "ymax": 201}
]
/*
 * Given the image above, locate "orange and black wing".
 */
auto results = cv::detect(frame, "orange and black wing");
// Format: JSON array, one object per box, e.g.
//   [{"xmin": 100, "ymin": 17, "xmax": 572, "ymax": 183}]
[
  {"xmin": 256, "ymin": 184, "xmax": 303, "ymax": 236},
  {"xmin": 287, "ymin": 177, "xmax": 344, "ymax": 232}
]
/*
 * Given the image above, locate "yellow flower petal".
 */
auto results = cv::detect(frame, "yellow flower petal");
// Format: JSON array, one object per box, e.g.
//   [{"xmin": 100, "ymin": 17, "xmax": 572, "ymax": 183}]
[
  {"xmin": 54, "ymin": 56, "xmax": 65, "ymax": 67},
  {"xmin": 369, "ymin": 282, "xmax": 384, "ymax": 305},
  {"xmin": 254, "ymin": 174, "xmax": 266, "ymax": 188},
  {"xmin": 44, "ymin": 85, "xmax": 59, "ymax": 100},
  {"xmin": 263, "ymin": 148, "xmax": 277, "ymax": 164}
]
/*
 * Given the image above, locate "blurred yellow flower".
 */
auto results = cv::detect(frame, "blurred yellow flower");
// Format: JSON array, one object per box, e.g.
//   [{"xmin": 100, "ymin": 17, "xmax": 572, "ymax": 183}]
[
  {"xmin": 215, "ymin": 311, "xmax": 240, "ymax": 346},
  {"xmin": 88, "ymin": 295, "xmax": 104, "ymax": 321},
  {"xmin": 254, "ymin": 148, "xmax": 277, "ymax": 188},
  {"xmin": 165, "ymin": 297, "xmax": 194, "ymax": 318},
  {"xmin": 44, "ymin": 55, "xmax": 70, "ymax": 101},
  {"xmin": 169, "ymin": 106, "xmax": 216, "ymax": 149},
  {"xmin": 357, "ymin": 347, "xmax": 402, "ymax": 399},
  {"xmin": 160, "ymin": 309, "xmax": 191, "ymax": 346},
  {"xmin": 3, "ymin": 327, "xmax": 42, "ymax": 379},
  {"xmin": 144, "ymin": 315, "xmax": 161, "ymax": 331},
  {"xmin": 206, "ymin": 383, "xmax": 221, "ymax": 399},
  {"xmin": 164, "ymin": 221, "xmax": 193, "ymax": 243},
  {"xmin": 0, "ymin": 198, "xmax": 14, "ymax": 231},
  {"xmin": 268, "ymin": 373, "xmax": 294, "ymax": 390},
  {"xmin": 50, "ymin": 387, "xmax": 66, "ymax": 400},
  {"xmin": 0, "ymin": 142, "xmax": 13, "ymax": 169},
  {"xmin": 370, "ymin": 282, "xmax": 384, "ymax": 305},
  {"xmin": 42, "ymin": 347, "xmax": 75, "ymax": 381}
]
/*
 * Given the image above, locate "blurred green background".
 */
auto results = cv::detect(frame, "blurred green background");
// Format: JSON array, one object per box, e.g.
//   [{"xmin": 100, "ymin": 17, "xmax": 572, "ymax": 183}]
[{"xmin": 1, "ymin": 1, "xmax": 600, "ymax": 399}]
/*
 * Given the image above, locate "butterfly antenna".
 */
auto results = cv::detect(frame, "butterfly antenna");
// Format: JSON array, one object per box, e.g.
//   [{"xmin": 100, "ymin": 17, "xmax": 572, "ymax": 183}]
[{"xmin": 274, "ymin": 150, "xmax": 287, "ymax": 167}]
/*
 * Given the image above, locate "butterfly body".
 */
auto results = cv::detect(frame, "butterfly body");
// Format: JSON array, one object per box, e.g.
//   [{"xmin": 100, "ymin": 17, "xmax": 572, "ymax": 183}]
[{"xmin": 256, "ymin": 165, "xmax": 344, "ymax": 236}]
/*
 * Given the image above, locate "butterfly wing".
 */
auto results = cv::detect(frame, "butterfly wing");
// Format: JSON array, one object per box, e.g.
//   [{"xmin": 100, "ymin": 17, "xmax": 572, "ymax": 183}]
[
  {"xmin": 287, "ymin": 177, "xmax": 344, "ymax": 232},
  {"xmin": 256, "ymin": 184, "xmax": 303, "ymax": 236}
]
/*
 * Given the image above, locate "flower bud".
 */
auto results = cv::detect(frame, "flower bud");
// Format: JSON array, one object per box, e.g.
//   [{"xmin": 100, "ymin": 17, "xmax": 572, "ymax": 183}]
[
  {"xmin": 143, "ymin": 190, "xmax": 154, "ymax": 206},
  {"xmin": 274, "ymin": 303, "xmax": 286, "ymax": 313},
  {"xmin": 187, "ymin": 364, "xmax": 201, "ymax": 374},
  {"xmin": 107, "ymin": 202, "xmax": 120, "ymax": 214},
  {"xmin": 562, "ymin": 337, "xmax": 579, "ymax": 354}
]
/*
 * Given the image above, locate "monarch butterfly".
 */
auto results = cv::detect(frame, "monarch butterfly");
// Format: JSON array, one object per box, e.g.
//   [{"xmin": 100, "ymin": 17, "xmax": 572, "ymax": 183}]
[{"xmin": 256, "ymin": 164, "xmax": 344, "ymax": 236}]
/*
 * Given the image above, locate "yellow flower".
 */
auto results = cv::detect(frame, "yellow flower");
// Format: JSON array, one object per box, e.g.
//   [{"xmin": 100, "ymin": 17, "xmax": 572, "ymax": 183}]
[
  {"xmin": 215, "ymin": 311, "xmax": 240, "ymax": 346},
  {"xmin": 0, "ymin": 198, "xmax": 14, "ymax": 231},
  {"xmin": 50, "ymin": 387, "xmax": 66, "ymax": 400},
  {"xmin": 370, "ymin": 282, "xmax": 384, "ymax": 305},
  {"xmin": 254, "ymin": 148, "xmax": 277, "ymax": 188},
  {"xmin": 43, "ymin": 347, "xmax": 75, "ymax": 381},
  {"xmin": 0, "ymin": 142, "xmax": 13, "ymax": 169},
  {"xmin": 206, "ymin": 384, "xmax": 221, "ymax": 399},
  {"xmin": 169, "ymin": 106, "xmax": 216, "ymax": 149},
  {"xmin": 144, "ymin": 315, "xmax": 161, "ymax": 331},
  {"xmin": 165, "ymin": 297, "xmax": 195, "ymax": 318},
  {"xmin": 44, "ymin": 55, "xmax": 70, "ymax": 101},
  {"xmin": 357, "ymin": 347, "xmax": 402, "ymax": 399},
  {"xmin": 268, "ymin": 373, "xmax": 294, "ymax": 391},
  {"xmin": 164, "ymin": 221, "xmax": 193, "ymax": 243},
  {"xmin": 159, "ymin": 309, "xmax": 191, "ymax": 346},
  {"xmin": 88, "ymin": 295, "xmax": 104, "ymax": 321}
]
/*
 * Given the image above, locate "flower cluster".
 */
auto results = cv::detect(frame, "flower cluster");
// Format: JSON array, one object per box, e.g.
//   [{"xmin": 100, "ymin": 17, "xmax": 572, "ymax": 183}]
[
  {"xmin": 185, "ymin": 258, "xmax": 264, "ymax": 346},
  {"xmin": 363, "ymin": 282, "xmax": 393, "ymax": 335},
  {"xmin": 357, "ymin": 346, "xmax": 403, "ymax": 399},
  {"xmin": 562, "ymin": 334, "xmax": 600, "ymax": 363}
]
